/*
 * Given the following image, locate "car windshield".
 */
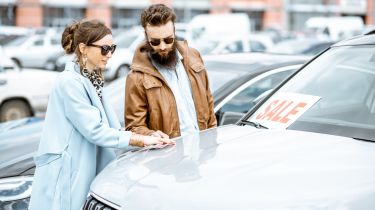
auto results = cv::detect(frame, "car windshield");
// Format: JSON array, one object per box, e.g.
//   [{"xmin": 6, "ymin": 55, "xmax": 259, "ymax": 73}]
[
  {"xmin": 3, "ymin": 35, "xmax": 28, "ymax": 47},
  {"xmin": 246, "ymin": 45, "xmax": 375, "ymax": 141}
]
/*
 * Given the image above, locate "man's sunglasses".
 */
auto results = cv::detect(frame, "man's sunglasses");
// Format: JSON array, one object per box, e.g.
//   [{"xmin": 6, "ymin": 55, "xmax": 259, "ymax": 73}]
[
  {"xmin": 89, "ymin": 44, "xmax": 117, "ymax": 55},
  {"xmin": 148, "ymin": 37, "xmax": 174, "ymax": 46}
]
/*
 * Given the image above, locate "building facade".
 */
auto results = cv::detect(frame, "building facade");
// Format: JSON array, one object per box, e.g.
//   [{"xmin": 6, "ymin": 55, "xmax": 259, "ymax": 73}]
[{"xmin": 0, "ymin": 0, "xmax": 372, "ymax": 31}]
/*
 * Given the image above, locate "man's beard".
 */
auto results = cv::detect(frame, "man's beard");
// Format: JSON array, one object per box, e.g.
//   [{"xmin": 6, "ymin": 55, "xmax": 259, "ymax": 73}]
[{"xmin": 146, "ymin": 40, "xmax": 178, "ymax": 69}]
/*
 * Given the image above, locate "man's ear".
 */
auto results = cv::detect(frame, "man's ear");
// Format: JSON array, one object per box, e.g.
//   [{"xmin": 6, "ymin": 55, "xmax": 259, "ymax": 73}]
[{"xmin": 78, "ymin": 43, "xmax": 87, "ymax": 54}]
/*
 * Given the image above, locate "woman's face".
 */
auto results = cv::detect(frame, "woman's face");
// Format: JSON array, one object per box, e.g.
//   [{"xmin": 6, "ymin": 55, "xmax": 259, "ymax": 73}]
[{"xmin": 85, "ymin": 34, "xmax": 114, "ymax": 71}]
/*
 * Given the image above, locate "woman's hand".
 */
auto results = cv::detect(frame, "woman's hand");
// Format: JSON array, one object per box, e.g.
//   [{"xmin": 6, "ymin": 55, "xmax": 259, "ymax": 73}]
[{"xmin": 130, "ymin": 133, "xmax": 175, "ymax": 147}]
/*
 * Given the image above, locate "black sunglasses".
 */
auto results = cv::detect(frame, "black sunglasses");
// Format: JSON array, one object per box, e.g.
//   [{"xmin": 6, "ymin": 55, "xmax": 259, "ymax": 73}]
[
  {"xmin": 148, "ymin": 37, "xmax": 174, "ymax": 46},
  {"xmin": 89, "ymin": 44, "xmax": 117, "ymax": 55}
]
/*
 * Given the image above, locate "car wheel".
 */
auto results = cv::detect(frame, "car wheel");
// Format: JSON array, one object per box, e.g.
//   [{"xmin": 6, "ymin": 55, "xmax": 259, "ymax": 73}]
[
  {"xmin": 44, "ymin": 61, "xmax": 56, "ymax": 71},
  {"xmin": 11, "ymin": 58, "xmax": 22, "ymax": 69},
  {"xmin": 115, "ymin": 64, "xmax": 130, "ymax": 79},
  {"xmin": 0, "ymin": 100, "xmax": 32, "ymax": 122}
]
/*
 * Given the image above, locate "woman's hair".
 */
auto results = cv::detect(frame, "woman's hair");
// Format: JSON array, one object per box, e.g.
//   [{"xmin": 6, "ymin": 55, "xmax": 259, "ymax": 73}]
[
  {"xmin": 61, "ymin": 19, "xmax": 111, "ymax": 68},
  {"xmin": 141, "ymin": 4, "xmax": 176, "ymax": 28}
]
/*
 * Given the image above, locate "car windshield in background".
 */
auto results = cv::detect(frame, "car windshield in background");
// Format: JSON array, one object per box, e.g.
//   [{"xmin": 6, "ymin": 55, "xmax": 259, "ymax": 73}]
[{"xmin": 247, "ymin": 45, "xmax": 375, "ymax": 141}]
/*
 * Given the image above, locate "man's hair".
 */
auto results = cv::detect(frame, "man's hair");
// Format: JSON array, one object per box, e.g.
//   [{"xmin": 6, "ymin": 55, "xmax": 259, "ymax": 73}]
[{"xmin": 141, "ymin": 4, "xmax": 176, "ymax": 28}]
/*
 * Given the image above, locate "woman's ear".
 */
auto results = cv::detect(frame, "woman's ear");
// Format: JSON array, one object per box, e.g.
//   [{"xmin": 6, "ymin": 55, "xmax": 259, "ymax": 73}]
[{"xmin": 78, "ymin": 43, "xmax": 87, "ymax": 54}]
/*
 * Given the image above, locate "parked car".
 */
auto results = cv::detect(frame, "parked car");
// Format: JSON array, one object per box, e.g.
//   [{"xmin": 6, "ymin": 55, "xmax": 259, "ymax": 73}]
[
  {"xmin": 267, "ymin": 38, "xmax": 335, "ymax": 56},
  {"xmin": 3, "ymin": 34, "xmax": 63, "ymax": 69},
  {"xmin": 0, "ymin": 50, "xmax": 58, "ymax": 122},
  {"xmin": 82, "ymin": 31, "xmax": 375, "ymax": 209},
  {"xmin": 194, "ymin": 34, "xmax": 274, "ymax": 55}
]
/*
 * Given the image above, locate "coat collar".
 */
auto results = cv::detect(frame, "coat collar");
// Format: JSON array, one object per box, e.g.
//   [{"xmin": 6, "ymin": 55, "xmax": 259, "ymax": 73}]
[{"xmin": 64, "ymin": 61, "xmax": 120, "ymax": 129}]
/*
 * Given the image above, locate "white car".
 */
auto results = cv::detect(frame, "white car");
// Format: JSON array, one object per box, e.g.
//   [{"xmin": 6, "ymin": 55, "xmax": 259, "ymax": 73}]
[
  {"xmin": 194, "ymin": 34, "xmax": 274, "ymax": 55},
  {"xmin": 3, "ymin": 34, "xmax": 62, "ymax": 69},
  {"xmin": 0, "ymin": 50, "xmax": 58, "ymax": 122}
]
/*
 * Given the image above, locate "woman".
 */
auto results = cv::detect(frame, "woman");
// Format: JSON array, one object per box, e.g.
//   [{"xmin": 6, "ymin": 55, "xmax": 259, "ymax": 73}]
[{"xmin": 29, "ymin": 19, "xmax": 173, "ymax": 210}]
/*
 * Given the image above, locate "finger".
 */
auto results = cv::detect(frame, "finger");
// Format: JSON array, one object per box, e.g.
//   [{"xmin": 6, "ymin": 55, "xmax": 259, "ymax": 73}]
[
  {"xmin": 151, "ymin": 132, "xmax": 162, "ymax": 138},
  {"xmin": 156, "ymin": 130, "xmax": 169, "ymax": 139}
]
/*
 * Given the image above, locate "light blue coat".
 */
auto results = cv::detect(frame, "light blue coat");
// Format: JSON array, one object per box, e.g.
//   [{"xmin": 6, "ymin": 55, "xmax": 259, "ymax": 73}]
[{"xmin": 29, "ymin": 61, "xmax": 132, "ymax": 210}]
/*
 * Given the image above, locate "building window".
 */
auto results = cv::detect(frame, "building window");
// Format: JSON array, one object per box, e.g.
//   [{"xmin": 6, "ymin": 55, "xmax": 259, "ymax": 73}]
[
  {"xmin": 112, "ymin": 8, "xmax": 143, "ymax": 29},
  {"xmin": 43, "ymin": 6, "xmax": 85, "ymax": 27},
  {"xmin": 174, "ymin": 8, "xmax": 209, "ymax": 23},
  {"xmin": 0, "ymin": 4, "xmax": 16, "ymax": 26}
]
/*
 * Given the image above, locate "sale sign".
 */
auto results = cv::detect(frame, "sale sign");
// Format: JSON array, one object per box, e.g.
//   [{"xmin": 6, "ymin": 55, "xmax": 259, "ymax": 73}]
[{"xmin": 250, "ymin": 92, "xmax": 321, "ymax": 129}]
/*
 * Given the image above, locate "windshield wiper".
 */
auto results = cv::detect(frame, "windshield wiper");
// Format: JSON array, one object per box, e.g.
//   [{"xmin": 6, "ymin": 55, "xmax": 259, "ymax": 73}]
[
  {"xmin": 353, "ymin": 137, "xmax": 375, "ymax": 143},
  {"xmin": 239, "ymin": 120, "xmax": 268, "ymax": 129}
]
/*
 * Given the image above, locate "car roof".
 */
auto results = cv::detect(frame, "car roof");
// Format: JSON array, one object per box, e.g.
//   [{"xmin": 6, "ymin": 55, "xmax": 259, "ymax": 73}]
[{"xmin": 333, "ymin": 33, "xmax": 375, "ymax": 46}]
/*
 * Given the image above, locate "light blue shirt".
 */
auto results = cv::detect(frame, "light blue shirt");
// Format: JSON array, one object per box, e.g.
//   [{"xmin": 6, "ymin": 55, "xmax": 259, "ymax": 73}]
[{"xmin": 151, "ymin": 52, "xmax": 199, "ymax": 136}]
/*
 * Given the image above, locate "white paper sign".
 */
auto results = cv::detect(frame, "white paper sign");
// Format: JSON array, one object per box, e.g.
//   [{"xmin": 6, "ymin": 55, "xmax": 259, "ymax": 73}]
[{"xmin": 250, "ymin": 92, "xmax": 321, "ymax": 129}]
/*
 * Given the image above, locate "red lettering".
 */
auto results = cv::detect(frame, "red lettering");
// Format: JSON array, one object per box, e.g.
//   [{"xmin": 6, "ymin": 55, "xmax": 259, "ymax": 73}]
[
  {"xmin": 271, "ymin": 101, "xmax": 294, "ymax": 122},
  {"xmin": 280, "ymin": 102, "xmax": 307, "ymax": 123},
  {"xmin": 256, "ymin": 100, "xmax": 279, "ymax": 120}
]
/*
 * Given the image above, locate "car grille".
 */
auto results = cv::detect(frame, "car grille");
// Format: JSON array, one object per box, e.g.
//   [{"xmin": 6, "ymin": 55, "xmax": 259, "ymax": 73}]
[{"xmin": 82, "ymin": 195, "xmax": 118, "ymax": 210}]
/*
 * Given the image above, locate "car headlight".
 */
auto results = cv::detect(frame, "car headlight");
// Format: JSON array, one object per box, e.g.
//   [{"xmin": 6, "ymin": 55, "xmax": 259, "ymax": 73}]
[{"xmin": 0, "ymin": 176, "xmax": 33, "ymax": 210}]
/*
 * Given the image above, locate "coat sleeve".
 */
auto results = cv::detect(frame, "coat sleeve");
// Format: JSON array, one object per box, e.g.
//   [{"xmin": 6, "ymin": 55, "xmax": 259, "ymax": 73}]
[
  {"xmin": 198, "ymin": 52, "xmax": 217, "ymax": 128},
  {"xmin": 124, "ymin": 72, "xmax": 156, "ymax": 135},
  {"xmin": 59, "ymin": 75, "xmax": 131, "ymax": 149}
]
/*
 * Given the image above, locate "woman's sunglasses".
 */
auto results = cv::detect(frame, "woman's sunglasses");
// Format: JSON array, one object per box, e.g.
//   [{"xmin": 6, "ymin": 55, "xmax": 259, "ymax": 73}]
[
  {"xmin": 89, "ymin": 44, "xmax": 117, "ymax": 55},
  {"xmin": 149, "ymin": 37, "xmax": 174, "ymax": 46}
]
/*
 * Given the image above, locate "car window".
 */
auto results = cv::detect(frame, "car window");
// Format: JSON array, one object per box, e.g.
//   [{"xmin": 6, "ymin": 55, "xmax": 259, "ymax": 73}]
[
  {"xmin": 115, "ymin": 32, "xmax": 139, "ymax": 48},
  {"xmin": 247, "ymin": 45, "xmax": 375, "ymax": 141},
  {"xmin": 249, "ymin": 40, "xmax": 266, "ymax": 52},
  {"xmin": 225, "ymin": 41, "xmax": 243, "ymax": 53},
  {"xmin": 51, "ymin": 38, "xmax": 60, "ymax": 45},
  {"xmin": 33, "ymin": 38, "xmax": 44, "ymax": 46},
  {"xmin": 221, "ymin": 70, "xmax": 293, "ymax": 113}
]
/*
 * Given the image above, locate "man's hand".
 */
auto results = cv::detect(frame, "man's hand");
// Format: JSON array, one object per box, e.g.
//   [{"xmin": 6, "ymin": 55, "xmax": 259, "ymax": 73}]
[
  {"xmin": 130, "ymin": 132, "xmax": 174, "ymax": 147},
  {"xmin": 151, "ymin": 130, "xmax": 169, "ymax": 139}
]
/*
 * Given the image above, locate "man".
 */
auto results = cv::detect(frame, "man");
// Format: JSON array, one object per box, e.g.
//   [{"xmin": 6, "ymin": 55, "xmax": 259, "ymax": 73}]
[{"xmin": 125, "ymin": 4, "xmax": 217, "ymax": 138}]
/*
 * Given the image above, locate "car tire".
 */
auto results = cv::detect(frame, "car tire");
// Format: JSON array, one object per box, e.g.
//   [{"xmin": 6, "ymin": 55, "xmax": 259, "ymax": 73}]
[
  {"xmin": 11, "ymin": 58, "xmax": 22, "ymax": 69},
  {"xmin": 44, "ymin": 61, "xmax": 56, "ymax": 71},
  {"xmin": 0, "ymin": 100, "xmax": 32, "ymax": 122},
  {"xmin": 115, "ymin": 64, "xmax": 130, "ymax": 79}
]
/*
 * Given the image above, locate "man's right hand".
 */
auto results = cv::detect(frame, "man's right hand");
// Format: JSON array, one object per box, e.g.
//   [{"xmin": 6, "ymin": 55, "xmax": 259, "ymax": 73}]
[
  {"xmin": 130, "ymin": 132, "xmax": 174, "ymax": 147},
  {"xmin": 151, "ymin": 130, "xmax": 170, "ymax": 139}
]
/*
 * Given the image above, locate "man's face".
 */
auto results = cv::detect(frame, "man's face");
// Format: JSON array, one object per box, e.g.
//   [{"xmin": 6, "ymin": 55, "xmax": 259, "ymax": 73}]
[{"xmin": 145, "ymin": 21, "xmax": 175, "ymax": 59}]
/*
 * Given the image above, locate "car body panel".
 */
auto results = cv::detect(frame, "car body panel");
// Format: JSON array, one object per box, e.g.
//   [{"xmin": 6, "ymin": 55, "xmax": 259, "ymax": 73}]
[{"xmin": 90, "ymin": 125, "xmax": 375, "ymax": 210}]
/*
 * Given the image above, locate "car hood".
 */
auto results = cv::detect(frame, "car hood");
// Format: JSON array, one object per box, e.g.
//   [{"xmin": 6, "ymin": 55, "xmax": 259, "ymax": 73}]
[{"xmin": 91, "ymin": 125, "xmax": 375, "ymax": 210}]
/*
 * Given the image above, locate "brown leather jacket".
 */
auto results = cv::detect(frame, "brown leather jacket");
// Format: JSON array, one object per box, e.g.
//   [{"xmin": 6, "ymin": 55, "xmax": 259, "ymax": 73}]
[{"xmin": 124, "ymin": 40, "xmax": 217, "ymax": 138}]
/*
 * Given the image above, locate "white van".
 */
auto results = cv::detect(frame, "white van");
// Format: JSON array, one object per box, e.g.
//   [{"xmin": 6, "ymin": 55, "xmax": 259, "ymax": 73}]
[
  {"xmin": 304, "ymin": 16, "xmax": 364, "ymax": 40},
  {"xmin": 186, "ymin": 13, "xmax": 251, "ymax": 46}
]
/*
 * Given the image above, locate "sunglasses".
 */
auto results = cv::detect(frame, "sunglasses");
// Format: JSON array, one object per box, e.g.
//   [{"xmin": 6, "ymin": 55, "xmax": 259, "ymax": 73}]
[
  {"xmin": 148, "ymin": 37, "xmax": 174, "ymax": 46},
  {"xmin": 89, "ymin": 44, "xmax": 117, "ymax": 55}
]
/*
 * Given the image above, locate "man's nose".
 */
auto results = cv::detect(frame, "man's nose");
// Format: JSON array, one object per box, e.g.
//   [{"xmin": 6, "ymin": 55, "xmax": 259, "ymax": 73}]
[{"xmin": 159, "ymin": 41, "xmax": 166, "ymax": 50}]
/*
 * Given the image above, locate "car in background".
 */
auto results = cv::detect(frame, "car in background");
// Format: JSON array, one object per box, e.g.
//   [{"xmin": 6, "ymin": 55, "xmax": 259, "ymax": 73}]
[
  {"xmin": 0, "ymin": 49, "xmax": 58, "ymax": 122},
  {"xmin": 3, "ymin": 34, "xmax": 62, "ymax": 69},
  {"xmin": 82, "ymin": 30, "xmax": 375, "ymax": 210},
  {"xmin": 194, "ymin": 34, "xmax": 274, "ymax": 55},
  {"xmin": 266, "ymin": 38, "xmax": 335, "ymax": 56}
]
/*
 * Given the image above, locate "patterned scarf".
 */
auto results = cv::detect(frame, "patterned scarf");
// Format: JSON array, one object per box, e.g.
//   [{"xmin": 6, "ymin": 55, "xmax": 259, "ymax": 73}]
[{"xmin": 82, "ymin": 68, "xmax": 104, "ymax": 100}]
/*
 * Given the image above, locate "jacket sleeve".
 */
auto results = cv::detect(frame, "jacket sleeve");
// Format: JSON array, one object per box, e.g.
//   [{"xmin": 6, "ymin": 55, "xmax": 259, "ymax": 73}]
[
  {"xmin": 124, "ymin": 72, "xmax": 156, "ymax": 135},
  {"xmin": 59, "ymin": 75, "xmax": 131, "ymax": 149},
  {"xmin": 198, "ymin": 52, "xmax": 217, "ymax": 128}
]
